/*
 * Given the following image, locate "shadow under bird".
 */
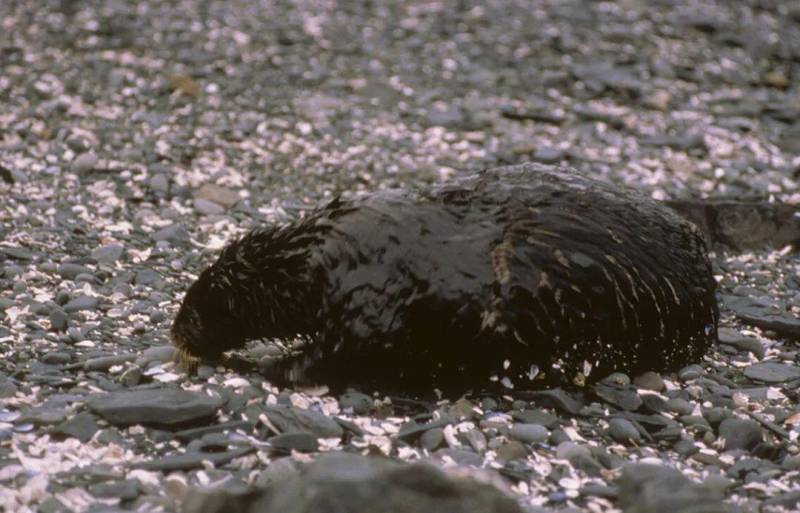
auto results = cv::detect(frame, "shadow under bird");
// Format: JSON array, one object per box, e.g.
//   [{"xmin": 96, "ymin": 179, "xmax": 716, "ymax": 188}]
[{"xmin": 171, "ymin": 163, "xmax": 719, "ymax": 394}]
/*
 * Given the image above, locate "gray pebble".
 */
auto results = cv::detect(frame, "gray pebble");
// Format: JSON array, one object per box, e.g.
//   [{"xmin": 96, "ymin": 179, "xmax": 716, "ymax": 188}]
[
  {"xmin": 151, "ymin": 224, "xmax": 189, "ymax": 243},
  {"xmin": 150, "ymin": 174, "xmax": 170, "ymax": 193},
  {"xmin": 608, "ymin": 418, "xmax": 641, "ymax": 444},
  {"xmin": 58, "ymin": 263, "xmax": 92, "ymax": 280},
  {"xmin": 91, "ymin": 244, "xmax": 125, "ymax": 264},
  {"xmin": 41, "ymin": 351, "xmax": 72, "ymax": 365},
  {"xmin": 194, "ymin": 198, "xmax": 225, "ymax": 215},
  {"xmin": 420, "ymin": 427, "xmax": 444, "ymax": 451},
  {"xmin": 63, "ymin": 296, "xmax": 99, "ymax": 313},
  {"xmin": 509, "ymin": 423, "xmax": 549, "ymax": 444},
  {"xmin": 533, "ymin": 147, "xmax": 565, "ymax": 163},
  {"xmin": 718, "ymin": 418, "xmax": 762, "ymax": 451},
  {"xmin": 678, "ymin": 364, "xmax": 705, "ymax": 381},
  {"xmin": 49, "ymin": 308, "xmax": 69, "ymax": 331},
  {"xmin": 71, "ymin": 152, "xmax": 98, "ymax": 173},
  {"xmin": 339, "ymin": 391, "xmax": 372, "ymax": 415},
  {"xmin": 84, "ymin": 354, "xmax": 137, "ymax": 372}
]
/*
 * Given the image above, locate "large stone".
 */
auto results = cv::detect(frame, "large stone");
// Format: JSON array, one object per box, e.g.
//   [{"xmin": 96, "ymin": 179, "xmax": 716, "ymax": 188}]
[
  {"xmin": 86, "ymin": 388, "xmax": 223, "ymax": 428},
  {"xmin": 182, "ymin": 453, "xmax": 524, "ymax": 513},
  {"xmin": 262, "ymin": 405, "xmax": 343, "ymax": 438},
  {"xmin": 617, "ymin": 464, "xmax": 733, "ymax": 513}
]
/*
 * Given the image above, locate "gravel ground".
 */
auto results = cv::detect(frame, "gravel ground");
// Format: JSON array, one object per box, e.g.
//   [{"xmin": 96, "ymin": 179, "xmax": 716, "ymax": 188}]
[{"xmin": 1, "ymin": 0, "xmax": 799, "ymax": 512}]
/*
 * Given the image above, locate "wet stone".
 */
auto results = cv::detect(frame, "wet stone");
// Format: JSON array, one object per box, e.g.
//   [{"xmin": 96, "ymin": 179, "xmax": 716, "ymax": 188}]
[
  {"xmin": 136, "ymin": 345, "xmax": 175, "ymax": 365},
  {"xmin": 509, "ymin": 423, "xmax": 549, "ymax": 444},
  {"xmin": 717, "ymin": 328, "xmax": 765, "ymax": 358},
  {"xmin": 194, "ymin": 198, "xmax": 225, "ymax": 215},
  {"xmin": 339, "ymin": 391, "xmax": 372, "ymax": 415},
  {"xmin": 262, "ymin": 405, "xmax": 343, "ymax": 438},
  {"xmin": 71, "ymin": 152, "xmax": 98, "ymax": 173},
  {"xmin": 84, "ymin": 354, "xmax": 137, "ymax": 372},
  {"xmin": 718, "ymin": 418, "xmax": 762, "ymax": 451},
  {"xmin": 53, "ymin": 412, "xmax": 99, "ymax": 442},
  {"xmin": 744, "ymin": 362, "xmax": 800, "ymax": 383},
  {"xmin": 526, "ymin": 389, "xmax": 584, "ymax": 415},
  {"xmin": 89, "ymin": 479, "xmax": 141, "ymax": 501},
  {"xmin": 533, "ymin": 147, "xmax": 564, "ymax": 164},
  {"xmin": 58, "ymin": 263, "xmax": 93, "ymax": 280},
  {"xmin": 511, "ymin": 409, "xmax": 558, "ymax": 428},
  {"xmin": 41, "ymin": 351, "xmax": 72, "ymax": 365},
  {"xmin": 268, "ymin": 432, "xmax": 318, "ymax": 453},
  {"xmin": 678, "ymin": 364, "xmax": 705, "ymax": 381},
  {"xmin": 665, "ymin": 398, "xmax": 694, "ymax": 416},
  {"xmin": 87, "ymin": 388, "xmax": 224, "ymax": 427},
  {"xmin": 495, "ymin": 440, "xmax": 528, "ymax": 462},
  {"xmin": 608, "ymin": 418, "xmax": 641, "ymax": 444},
  {"xmin": 617, "ymin": 464, "xmax": 728, "ymax": 513},
  {"xmin": 151, "ymin": 225, "xmax": 189, "ymax": 243},
  {"xmin": 63, "ymin": 296, "xmax": 99, "ymax": 313},
  {"xmin": 135, "ymin": 269, "xmax": 161, "ymax": 286},
  {"xmin": 134, "ymin": 446, "xmax": 254, "ymax": 472},
  {"xmin": 183, "ymin": 452, "xmax": 525, "ymax": 513},
  {"xmin": 91, "ymin": 243, "xmax": 124, "ymax": 264},
  {"xmin": 592, "ymin": 383, "xmax": 642, "ymax": 411},
  {"xmin": 633, "ymin": 371, "xmax": 665, "ymax": 392},
  {"xmin": 419, "ymin": 427, "xmax": 444, "ymax": 451}
]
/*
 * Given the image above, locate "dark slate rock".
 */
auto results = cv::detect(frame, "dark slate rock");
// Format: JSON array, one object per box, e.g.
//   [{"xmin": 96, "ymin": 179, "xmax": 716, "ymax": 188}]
[
  {"xmin": 509, "ymin": 423, "xmax": 549, "ymax": 444},
  {"xmin": 678, "ymin": 364, "xmax": 705, "ymax": 381},
  {"xmin": 717, "ymin": 328, "xmax": 765, "ymax": 358},
  {"xmin": 511, "ymin": 409, "xmax": 559, "ymax": 428},
  {"xmin": 84, "ymin": 354, "xmax": 137, "ymax": 372},
  {"xmin": 608, "ymin": 418, "xmax": 641, "ymax": 444},
  {"xmin": 523, "ymin": 389, "xmax": 584, "ymax": 416},
  {"xmin": 665, "ymin": 398, "xmax": 694, "ymax": 416},
  {"xmin": 339, "ymin": 391, "xmax": 373, "ymax": 415},
  {"xmin": 640, "ymin": 394, "xmax": 668, "ymax": 414},
  {"xmin": 134, "ymin": 269, "xmax": 161, "ymax": 286},
  {"xmin": 744, "ymin": 362, "xmax": 800, "ymax": 383},
  {"xmin": 182, "ymin": 452, "xmax": 525, "ymax": 513},
  {"xmin": 53, "ymin": 412, "xmax": 100, "ymax": 442},
  {"xmin": 87, "ymin": 388, "xmax": 224, "ymax": 427},
  {"xmin": 633, "ymin": 371, "xmax": 665, "ymax": 392},
  {"xmin": 262, "ymin": 405, "xmax": 343, "ymax": 438},
  {"xmin": 592, "ymin": 383, "xmax": 642, "ymax": 411},
  {"xmin": 495, "ymin": 441, "xmax": 527, "ymax": 462},
  {"xmin": 764, "ymin": 490, "xmax": 800, "ymax": 509},
  {"xmin": 58, "ymin": 263, "xmax": 93, "ymax": 280},
  {"xmin": 49, "ymin": 308, "xmax": 69, "ymax": 331},
  {"xmin": 133, "ymin": 446, "xmax": 255, "ymax": 471},
  {"xmin": 151, "ymin": 225, "xmax": 189, "ymax": 243},
  {"xmin": 617, "ymin": 464, "xmax": 732, "ymax": 513},
  {"xmin": 174, "ymin": 420, "xmax": 254, "ymax": 442},
  {"xmin": 718, "ymin": 418, "xmax": 762, "ymax": 451},
  {"xmin": 419, "ymin": 427, "xmax": 445, "ymax": 451},
  {"xmin": 268, "ymin": 432, "xmax": 318, "ymax": 453},
  {"xmin": 533, "ymin": 147, "xmax": 564, "ymax": 163},
  {"xmin": 639, "ymin": 133, "xmax": 707, "ymax": 153},
  {"xmin": 89, "ymin": 479, "xmax": 141, "ymax": 501},
  {"xmin": 723, "ymin": 296, "xmax": 800, "ymax": 339},
  {"xmin": 397, "ymin": 416, "xmax": 452, "ymax": 441},
  {"xmin": 433, "ymin": 448, "xmax": 484, "ymax": 467},
  {"xmin": 63, "ymin": 296, "xmax": 99, "ymax": 313},
  {"xmin": 41, "ymin": 351, "xmax": 72, "ymax": 365},
  {"xmin": 91, "ymin": 244, "xmax": 125, "ymax": 264}
]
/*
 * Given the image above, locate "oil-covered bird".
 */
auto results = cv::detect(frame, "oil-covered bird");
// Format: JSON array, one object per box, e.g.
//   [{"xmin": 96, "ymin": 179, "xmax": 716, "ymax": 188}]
[{"xmin": 171, "ymin": 163, "xmax": 718, "ymax": 394}]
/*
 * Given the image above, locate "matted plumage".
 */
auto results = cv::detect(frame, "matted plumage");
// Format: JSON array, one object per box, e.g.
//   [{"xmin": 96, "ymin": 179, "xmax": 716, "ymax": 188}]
[{"xmin": 171, "ymin": 163, "xmax": 718, "ymax": 394}]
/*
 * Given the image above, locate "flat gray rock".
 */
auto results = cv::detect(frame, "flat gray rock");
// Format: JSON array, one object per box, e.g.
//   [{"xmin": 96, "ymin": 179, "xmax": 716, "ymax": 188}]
[
  {"xmin": 263, "ymin": 405, "xmax": 343, "ymax": 438},
  {"xmin": 744, "ymin": 362, "xmax": 800, "ymax": 383},
  {"xmin": 617, "ymin": 463, "xmax": 733, "ymax": 513},
  {"xmin": 87, "ymin": 388, "xmax": 224, "ymax": 427},
  {"xmin": 182, "ymin": 453, "xmax": 525, "ymax": 513}
]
